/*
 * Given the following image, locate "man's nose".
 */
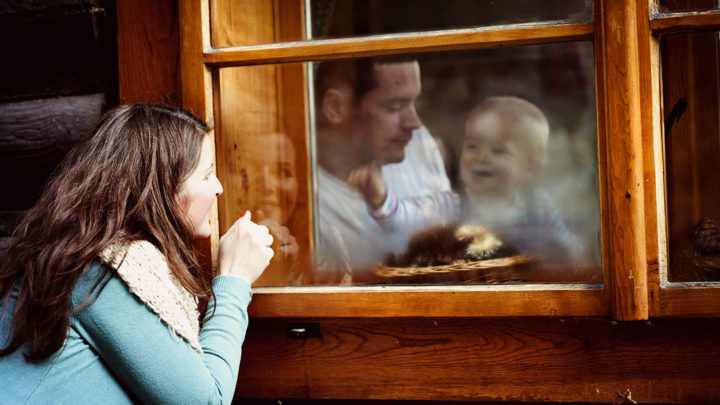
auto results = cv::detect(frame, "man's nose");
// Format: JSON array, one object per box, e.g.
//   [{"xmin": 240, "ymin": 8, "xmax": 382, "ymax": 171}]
[{"xmin": 401, "ymin": 104, "xmax": 422, "ymax": 130}]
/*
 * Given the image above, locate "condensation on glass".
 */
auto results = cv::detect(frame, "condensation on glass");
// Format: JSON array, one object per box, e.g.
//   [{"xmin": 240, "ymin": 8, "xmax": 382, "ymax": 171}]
[
  {"xmin": 215, "ymin": 42, "xmax": 602, "ymax": 287},
  {"xmin": 209, "ymin": 0, "xmax": 593, "ymax": 48},
  {"xmin": 657, "ymin": 0, "xmax": 720, "ymax": 14},
  {"xmin": 661, "ymin": 30, "xmax": 720, "ymax": 283}
]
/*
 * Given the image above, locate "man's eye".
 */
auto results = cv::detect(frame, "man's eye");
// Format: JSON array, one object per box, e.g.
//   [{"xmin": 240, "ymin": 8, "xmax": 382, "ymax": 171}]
[{"xmin": 384, "ymin": 102, "xmax": 402, "ymax": 112}]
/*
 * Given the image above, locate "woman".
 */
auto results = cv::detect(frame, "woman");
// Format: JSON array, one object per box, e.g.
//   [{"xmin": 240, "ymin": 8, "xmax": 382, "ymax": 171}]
[{"xmin": 0, "ymin": 103, "xmax": 274, "ymax": 404}]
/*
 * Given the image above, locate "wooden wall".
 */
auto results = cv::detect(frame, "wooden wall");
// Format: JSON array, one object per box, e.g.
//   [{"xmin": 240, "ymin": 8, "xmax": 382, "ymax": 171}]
[
  {"xmin": 115, "ymin": 1, "xmax": 720, "ymax": 403},
  {"xmin": 0, "ymin": 0, "xmax": 117, "ymax": 253}
]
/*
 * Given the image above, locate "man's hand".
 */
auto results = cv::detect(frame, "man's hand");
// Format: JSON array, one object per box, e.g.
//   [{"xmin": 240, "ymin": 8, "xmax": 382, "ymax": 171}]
[{"xmin": 347, "ymin": 161, "xmax": 387, "ymax": 210}]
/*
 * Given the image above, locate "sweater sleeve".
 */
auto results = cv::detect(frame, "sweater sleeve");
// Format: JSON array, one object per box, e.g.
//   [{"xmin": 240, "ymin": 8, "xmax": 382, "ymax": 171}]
[
  {"xmin": 370, "ymin": 189, "xmax": 461, "ymax": 233},
  {"xmin": 71, "ymin": 263, "xmax": 252, "ymax": 405}
]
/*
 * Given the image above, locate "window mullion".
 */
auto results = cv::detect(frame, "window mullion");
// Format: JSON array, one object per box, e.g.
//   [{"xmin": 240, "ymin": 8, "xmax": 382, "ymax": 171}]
[{"xmin": 596, "ymin": 0, "xmax": 653, "ymax": 320}]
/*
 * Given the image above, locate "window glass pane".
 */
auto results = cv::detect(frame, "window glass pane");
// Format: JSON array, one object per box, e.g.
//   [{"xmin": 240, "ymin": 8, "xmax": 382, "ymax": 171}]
[
  {"xmin": 215, "ymin": 42, "xmax": 602, "ymax": 287},
  {"xmin": 657, "ymin": 0, "xmax": 720, "ymax": 13},
  {"xmin": 210, "ymin": 0, "xmax": 592, "ymax": 48},
  {"xmin": 661, "ymin": 31, "xmax": 720, "ymax": 282}
]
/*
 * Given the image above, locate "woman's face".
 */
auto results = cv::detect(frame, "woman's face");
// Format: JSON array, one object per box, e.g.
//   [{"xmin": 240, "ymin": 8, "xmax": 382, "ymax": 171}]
[
  {"xmin": 243, "ymin": 134, "xmax": 298, "ymax": 224},
  {"xmin": 177, "ymin": 136, "xmax": 224, "ymax": 239}
]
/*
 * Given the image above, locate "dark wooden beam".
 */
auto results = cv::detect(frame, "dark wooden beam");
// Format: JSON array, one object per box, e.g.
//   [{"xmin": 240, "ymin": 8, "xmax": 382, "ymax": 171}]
[
  {"xmin": 0, "ymin": 94, "xmax": 105, "ymax": 210},
  {"xmin": 0, "ymin": 0, "xmax": 117, "ymax": 103},
  {"xmin": 236, "ymin": 317, "xmax": 720, "ymax": 403}
]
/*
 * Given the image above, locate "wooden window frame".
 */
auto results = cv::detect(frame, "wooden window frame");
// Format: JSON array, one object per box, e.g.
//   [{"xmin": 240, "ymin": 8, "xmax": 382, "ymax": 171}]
[{"xmin": 178, "ymin": 0, "xmax": 720, "ymax": 321}]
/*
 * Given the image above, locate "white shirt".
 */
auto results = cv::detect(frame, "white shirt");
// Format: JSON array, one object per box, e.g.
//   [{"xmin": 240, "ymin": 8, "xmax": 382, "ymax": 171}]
[{"xmin": 315, "ymin": 126, "xmax": 459, "ymax": 283}]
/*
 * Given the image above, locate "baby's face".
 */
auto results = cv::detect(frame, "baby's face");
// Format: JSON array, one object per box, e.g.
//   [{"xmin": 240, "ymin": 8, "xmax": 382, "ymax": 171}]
[{"xmin": 460, "ymin": 111, "xmax": 532, "ymax": 198}]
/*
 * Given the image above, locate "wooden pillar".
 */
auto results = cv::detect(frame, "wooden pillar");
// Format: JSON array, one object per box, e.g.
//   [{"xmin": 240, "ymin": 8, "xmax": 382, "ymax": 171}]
[
  {"xmin": 117, "ymin": 0, "xmax": 181, "ymax": 105},
  {"xmin": 596, "ymin": 0, "xmax": 651, "ymax": 320},
  {"xmin": 209, "ymin": 0, "xmax": 311, "ymax": 286}
]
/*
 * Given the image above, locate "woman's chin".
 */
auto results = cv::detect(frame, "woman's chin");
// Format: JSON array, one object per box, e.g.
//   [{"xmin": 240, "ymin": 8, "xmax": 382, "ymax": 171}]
[{"xmin": 191, "ymin": 224, "xmax": 212, "ymax": 240}]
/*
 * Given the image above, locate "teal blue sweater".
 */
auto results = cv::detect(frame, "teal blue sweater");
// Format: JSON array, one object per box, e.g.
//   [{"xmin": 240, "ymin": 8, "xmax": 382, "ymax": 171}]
[{"xmin": 0, "ymin": 262, "xmax": 252, "ymax": 404}]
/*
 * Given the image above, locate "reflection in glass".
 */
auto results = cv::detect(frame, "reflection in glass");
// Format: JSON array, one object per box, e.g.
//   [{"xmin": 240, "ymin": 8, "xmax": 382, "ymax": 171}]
[
  {"xmin": 311, "ymin": 0, "xmax": 592, "ymax": 40},
  {"xmin": 209, "ymin": 0, "xmax": 592, "ymax": 48},
  {"xmin": 215, "ymin": 64, "xmax": 312, "ymax": 286},
  {"xmin": 657, "ymin": 0, "xmax": 719, "ymax": 14},
  {"xmin": 216, "ymin": 44, "xmax": 601, "ymax": 287},
  {"xmin": 312, "ymin": 43, "xmax": 601, "ymax": 286},
  {"xmin": 662, "ymin": 31, "xmax": 720, "ymax": 282}
]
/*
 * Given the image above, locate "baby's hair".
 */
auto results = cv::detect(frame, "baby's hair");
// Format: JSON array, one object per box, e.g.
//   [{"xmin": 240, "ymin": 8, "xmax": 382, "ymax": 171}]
[{"xmin": 467, "ymin": 96, "xmax": 549, "ymax": 166}]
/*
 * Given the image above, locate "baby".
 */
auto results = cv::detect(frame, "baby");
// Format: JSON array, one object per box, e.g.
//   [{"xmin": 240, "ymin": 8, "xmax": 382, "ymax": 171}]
[{"xmin": 459, "ymin": 96, "xmax": 581, "ymax": 264}]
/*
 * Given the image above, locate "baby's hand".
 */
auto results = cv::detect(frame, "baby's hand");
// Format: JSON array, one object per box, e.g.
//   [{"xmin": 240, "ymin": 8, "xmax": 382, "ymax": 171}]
[
  {"xmin": 255, "ymin": 210, "xmax": 299, "ymax": 263},
  {"xmin": 217, "ymin": 211, "xmax": 274, "ymax": 284},
  {"xmin": 347, "ymin": 161, "xmax": 386, "ymax": 210}
]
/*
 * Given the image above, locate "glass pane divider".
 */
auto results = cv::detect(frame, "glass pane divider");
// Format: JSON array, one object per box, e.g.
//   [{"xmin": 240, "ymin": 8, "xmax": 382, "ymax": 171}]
[
  {"xmin": 203, "ymin": 21, "xmax": 593, "ymax": 67},
  {"xmin": 650, "ymin": 9, "xmax": 720, "ymax": 34},
  {"xmin": 247, "ymin": 287, "xmax": 606, "ymax": 318}
]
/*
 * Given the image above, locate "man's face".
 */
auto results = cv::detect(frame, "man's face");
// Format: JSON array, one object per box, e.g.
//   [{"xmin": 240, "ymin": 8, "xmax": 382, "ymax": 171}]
[{"xmin": 352, "ymin": 62, "xmax": 423, "ymax": 164}]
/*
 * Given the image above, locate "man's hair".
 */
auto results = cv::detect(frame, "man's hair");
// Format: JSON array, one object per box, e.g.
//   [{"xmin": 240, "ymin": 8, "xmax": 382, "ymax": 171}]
[
  {"xmin": 0, "ymin": 103, "xmax": 214, "ymax": 361},
  {"xmin": 467, "ymin": 96, "xmax": 550, "ymax": 166},
  {"xmin": 314, "ymin": 55, "xmax": 418, "ymax": 108}
]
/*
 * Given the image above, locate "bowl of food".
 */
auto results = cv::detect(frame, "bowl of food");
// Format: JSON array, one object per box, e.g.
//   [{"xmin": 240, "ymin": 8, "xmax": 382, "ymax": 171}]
[{"xmin": 374, "ymin": 224, "xmax": 538, "ymax": 284}]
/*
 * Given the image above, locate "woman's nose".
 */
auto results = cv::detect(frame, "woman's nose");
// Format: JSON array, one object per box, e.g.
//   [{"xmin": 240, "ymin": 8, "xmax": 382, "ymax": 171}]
[
  {"xmin": 261, "ymin": 166, "xmax": 274, "ymax": 191},
  {"xmin": 214, "ymin": 175, "xmax": 224, "ymax": 196}
]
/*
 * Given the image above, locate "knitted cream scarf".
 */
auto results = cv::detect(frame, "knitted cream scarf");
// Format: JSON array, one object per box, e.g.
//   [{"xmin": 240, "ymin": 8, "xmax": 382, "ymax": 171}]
[{"xmin": 98, "ymin": 240, "xmax": 202, "ymax": 353}]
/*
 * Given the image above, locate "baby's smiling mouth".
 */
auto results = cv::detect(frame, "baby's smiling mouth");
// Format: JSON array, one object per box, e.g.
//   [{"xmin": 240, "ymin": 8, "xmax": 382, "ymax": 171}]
[{"xmin": 471, "ymin": 169, "xmax": 494, "ymax": 177}]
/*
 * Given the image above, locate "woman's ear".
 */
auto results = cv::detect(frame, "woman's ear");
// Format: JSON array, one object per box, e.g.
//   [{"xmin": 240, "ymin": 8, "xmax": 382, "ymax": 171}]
[{"xmin": 321, "ymin": 87, "xmax": 351, "ymax": 125}]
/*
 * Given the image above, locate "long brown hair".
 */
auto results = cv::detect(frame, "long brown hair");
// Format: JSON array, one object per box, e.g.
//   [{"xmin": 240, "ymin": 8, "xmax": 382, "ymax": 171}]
[{"xmin": 0, "ymin": 103, "xmax": 213, "ymax": 361}]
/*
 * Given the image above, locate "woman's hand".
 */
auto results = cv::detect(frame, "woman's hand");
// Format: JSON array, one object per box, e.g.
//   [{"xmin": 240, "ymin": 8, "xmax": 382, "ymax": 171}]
[
  {"xmin": 217, "ymin": 211, "xmax": 274, "ymax": 284},
  {"xmin": 255, "ymin": 210, "xmax": 299, "ymax": 264}
]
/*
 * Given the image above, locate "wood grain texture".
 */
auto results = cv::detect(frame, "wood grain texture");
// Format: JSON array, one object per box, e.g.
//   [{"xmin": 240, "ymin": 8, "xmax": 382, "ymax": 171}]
[
  {"xmin": 0, "ymin": 94, "xmax": 104, "ymax": 157},
  {"xmin": 236, "ymin": 317, "xmax": 720, "ymax": 403},
  {"xmin": 0, "ymin": 94, "xmax": 105, "ymax": 209},
  {"xmin": 596, "ymin": 0, "xmax": 650, "ymax": 320},
  {"xmin": 651, "ymin": 9, "xmax": 720, "ymax": 33},
  {"xmin": 660, "ymin": 286, "xmax": 720, "ymax": 316},
  {"xmin": 591, "ymin": 0, "xmax": 614, "ymax": 324},
  {"xmin": 204, "ymin": 22, "xmax": 593, "ymax": 67},
  {"xmin": 661, "ymin": 31, "xmax": 720, "ymax": 283},
  {"xmin": 178, "ymin": 0, "xmax": 218, "ymax": 270},
  {"xmin": 117, "ymin": 0, "xmax": 181, "ymax": 105},
  {"xmin": 210, "ymin": 0, "xmax": 312, "ymax": 286},
  {"xmin": 248, "ymin": 287, "xmax": 605, "ymax": 318},
  {"xmin": 637, "ymin": 0, "xmax": 665, "ymax": 317}
]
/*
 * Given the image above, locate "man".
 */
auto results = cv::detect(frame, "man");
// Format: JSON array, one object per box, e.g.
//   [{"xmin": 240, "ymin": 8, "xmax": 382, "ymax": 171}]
[{"xmin": 314, "ymin": 57, "xmax": 459, "ymax": 284}]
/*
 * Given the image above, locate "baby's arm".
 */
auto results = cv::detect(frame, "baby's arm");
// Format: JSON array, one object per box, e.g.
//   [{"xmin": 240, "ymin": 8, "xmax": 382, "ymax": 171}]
[
  {"xmin": 535, "ymin": 192, "xmax": 584, "ymax": 260},
  {"xmin": 347, "ymin": 161, "xmax": 460, "ymax": 233},
  {"xmin": 347, "ymin": 161, "xmax": 387, "ymax": 210},
  {"xmin": 370, "ymin": 189, "xmax": 460, "ymax": 233}
]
